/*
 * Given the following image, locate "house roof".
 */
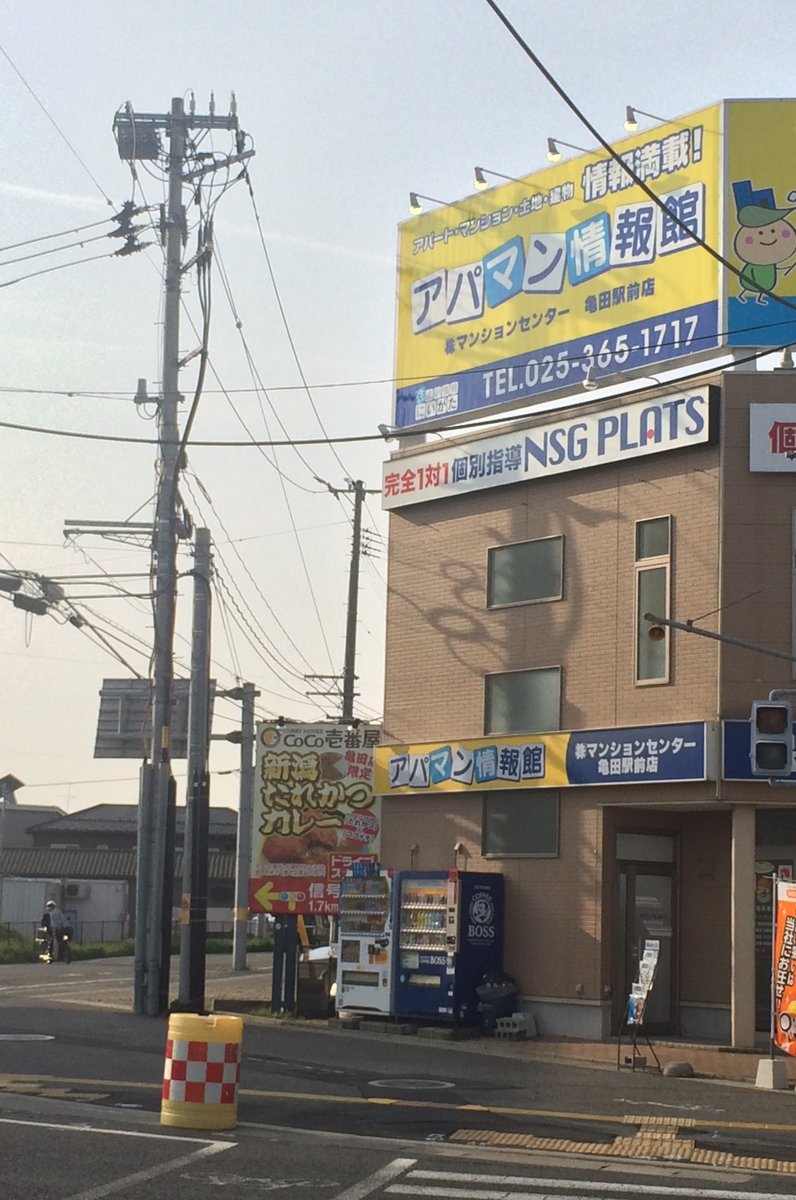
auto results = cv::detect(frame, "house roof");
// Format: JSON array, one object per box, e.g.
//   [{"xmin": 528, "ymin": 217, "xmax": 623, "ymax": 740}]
[
  {"xmin": 0, "ymin": 846, "xmax": 236, "ymax": 880},
  {"xmin": 27, "ymin": 803, "xmax": 238, "ymax": 836}
]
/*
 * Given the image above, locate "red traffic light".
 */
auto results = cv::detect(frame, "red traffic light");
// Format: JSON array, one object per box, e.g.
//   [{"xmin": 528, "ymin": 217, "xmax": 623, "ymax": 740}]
[
  {"xmin": 755, "ymin": 704, "xmax": 790, "ymax": 735},
  {"xmin": 750, "ymin": 700, "xmax": 794, "ymax": 778}
]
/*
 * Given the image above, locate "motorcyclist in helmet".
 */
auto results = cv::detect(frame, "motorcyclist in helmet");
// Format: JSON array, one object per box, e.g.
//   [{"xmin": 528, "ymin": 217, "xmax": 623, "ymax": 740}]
[{"xmin": 41, "ymin": 899, "xmax": 66, "ymax": 962}]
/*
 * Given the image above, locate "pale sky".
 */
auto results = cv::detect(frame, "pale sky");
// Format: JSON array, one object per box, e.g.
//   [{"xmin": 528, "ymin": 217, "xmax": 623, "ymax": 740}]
[{"xmin": 1, "ymin": 1, "xmax": 792, "ymax": 815}]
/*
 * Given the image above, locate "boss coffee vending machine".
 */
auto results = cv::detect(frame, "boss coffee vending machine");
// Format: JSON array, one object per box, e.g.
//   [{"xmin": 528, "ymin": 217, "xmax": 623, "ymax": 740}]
[{"xmin": 392, "ymin": 870, "xmax": 504, "ymax": 1023}]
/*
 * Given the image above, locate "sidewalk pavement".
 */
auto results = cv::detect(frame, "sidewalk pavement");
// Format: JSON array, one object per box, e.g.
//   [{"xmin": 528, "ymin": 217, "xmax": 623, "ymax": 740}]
[{"xmin": 209, "ymin": 958, "xmax": 791, "ymax": 1087}]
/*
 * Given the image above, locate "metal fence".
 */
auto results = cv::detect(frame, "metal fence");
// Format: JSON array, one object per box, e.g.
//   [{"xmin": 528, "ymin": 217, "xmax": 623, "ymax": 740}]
[
  {"xmin": 1, "ymin": 919, "xmax": 266, "ymax": 945},
  {"xmin": 1, "ymin": 920, "xmax": 131, "ymax": 945}
]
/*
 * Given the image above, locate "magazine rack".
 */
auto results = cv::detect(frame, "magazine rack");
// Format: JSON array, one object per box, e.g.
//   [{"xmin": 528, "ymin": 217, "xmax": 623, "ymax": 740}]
[{"xmin": 616, "ymin": 939, "xmax": 662, "ymax": 1073}]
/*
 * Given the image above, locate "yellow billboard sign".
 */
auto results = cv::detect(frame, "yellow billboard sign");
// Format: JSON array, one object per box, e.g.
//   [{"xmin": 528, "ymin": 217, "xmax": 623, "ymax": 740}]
[
  {"xmin": 394, "ymin": 100, "xmax": 796, "ymax": 432},
  {"xmin": 725, "ymin": 100, "xmax": 796, "ymax": 348}
]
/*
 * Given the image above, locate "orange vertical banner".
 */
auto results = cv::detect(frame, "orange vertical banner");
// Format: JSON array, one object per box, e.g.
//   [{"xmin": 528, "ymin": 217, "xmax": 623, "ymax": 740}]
[{"xmin": 773, "ymin": 880, "xmax": 796, "ymax": 1054}]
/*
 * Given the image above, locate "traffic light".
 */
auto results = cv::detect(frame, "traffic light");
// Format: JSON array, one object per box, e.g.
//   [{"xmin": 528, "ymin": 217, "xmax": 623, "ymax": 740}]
[{"xmin": 750, "ymin": 700, "xmax": 794, "ymax": 777}]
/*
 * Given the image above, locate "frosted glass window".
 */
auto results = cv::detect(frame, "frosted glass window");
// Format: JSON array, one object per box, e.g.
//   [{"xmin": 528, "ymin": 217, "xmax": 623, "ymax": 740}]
[
  {"xmin": 485, "ymin": 667, "xmax": 560, "ymax": 734},
  {"xmin": 488, "ymin": 537, "xmax": 563, "ymax": 607},
  {"xmin": 635, "ymin": 516, "xmax": 671, "ymax": 685},
  {"xmin": 484, "ymin": 790, "xmax": 559, "ymax": 857}
]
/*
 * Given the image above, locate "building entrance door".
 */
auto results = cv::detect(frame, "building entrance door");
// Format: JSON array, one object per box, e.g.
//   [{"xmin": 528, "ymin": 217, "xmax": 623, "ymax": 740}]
[{"xmin": 615, "ymin": 836, "xmax": 676, "ymax": 1035}]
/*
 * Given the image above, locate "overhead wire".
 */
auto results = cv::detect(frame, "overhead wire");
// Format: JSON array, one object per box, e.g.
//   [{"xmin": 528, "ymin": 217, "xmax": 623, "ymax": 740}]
[
  {"xmin": 206, "ymin": 212, "xmax": 337, "ymax": 673},
  {"xmin": 0, "ymin": 248, "xmax": 139, "ymax": 290},
  {"xmin": 0, "ymin": 41, "xmax": 115, "ymax": 207},
  {"xmin": 182, "ymin": 471, "xmax": 321, "ymax": 681},
  {"xmin": 0, "ymin": 338, "xmax": 784, "ymax": 448},
  {"xmin": 1, "ymin": 299, "xmax": 792, "ymax": 403},
  {"xmin": 212, "ymin": 238, "xmax": 324, "ymax": 494},
  {"xmin": 0, "ymin": 214, "xmax": 122, "ymax": 256},
  {"xmin": 481, "ymin": 0, "xmax": 796, "ymax": 325}
]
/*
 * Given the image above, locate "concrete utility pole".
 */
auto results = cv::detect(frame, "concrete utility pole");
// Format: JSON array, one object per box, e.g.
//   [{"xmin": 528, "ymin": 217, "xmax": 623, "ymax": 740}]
[
  {"xmin": 342, "ymin": 480, "xmax": 366, "ymax": 722},
  {"xmin": 114, "ymin": 96, "xmax": 251, "ymax": 1017},
  {"xmin": 233, "ymin": 682, "xmax": 258, "ymax": 971},
  {"xmin": 309, "ymin": 479, "xmax": 380, "ymax": 720},
  {"xmin": 177, "ymin": 527, "xmax": 212, "ymax": 1012}
]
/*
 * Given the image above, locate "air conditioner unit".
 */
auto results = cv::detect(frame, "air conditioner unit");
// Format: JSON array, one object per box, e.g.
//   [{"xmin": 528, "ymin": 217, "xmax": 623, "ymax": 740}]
[{"xmin": 65, "ymin": 883, "xmax": 91, "ymax": 900}]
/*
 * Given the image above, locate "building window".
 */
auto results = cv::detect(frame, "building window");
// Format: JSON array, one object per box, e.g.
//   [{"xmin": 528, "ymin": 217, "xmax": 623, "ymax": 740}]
[
  {"xmin": 487, "ymin": 536, "xmax": 563, "ymax": 608},
  {"xmin": 485, "ymin": 667, "xmax": 561, "ymax": 734},
  {"xmin": 483, "ymin": 790, "xmax": 559, "ymax": 856},
  {"xmin": 635, "ymin": 516, "xmax": 671, "ymax": 684}
]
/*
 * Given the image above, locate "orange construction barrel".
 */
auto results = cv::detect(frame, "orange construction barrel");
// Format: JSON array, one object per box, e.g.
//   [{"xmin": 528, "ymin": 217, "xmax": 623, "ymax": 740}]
[{"xmin": 161, "ymin": 1012, "xmax": 243, "ymax": 1131}]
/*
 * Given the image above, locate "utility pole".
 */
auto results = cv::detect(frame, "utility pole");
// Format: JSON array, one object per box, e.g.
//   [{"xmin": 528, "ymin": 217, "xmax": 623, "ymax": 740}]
[
  {"xmin": 114, "ymin": 96, "xmax": 252, "ymax": 1017},
  {"xmin": 342, "ymin": 481, "xmax": 365, "ymax": 722},
  {"xmin": 233, "ymin": 682, "xmax": 258, "ymax": 971},
  {"xmin": 309, "ymin": 479, "xmax": 380, "ymax": 720},
  {"xmin": 177, "ymin": 527, "xmax": 212, "ymax": 1012}
]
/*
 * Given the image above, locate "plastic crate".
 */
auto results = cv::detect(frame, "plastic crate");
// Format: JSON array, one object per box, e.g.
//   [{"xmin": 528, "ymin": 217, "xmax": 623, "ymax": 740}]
[{"xmin": 494, "ymin": 1012, "xmax": 529, "ymax": 1040}]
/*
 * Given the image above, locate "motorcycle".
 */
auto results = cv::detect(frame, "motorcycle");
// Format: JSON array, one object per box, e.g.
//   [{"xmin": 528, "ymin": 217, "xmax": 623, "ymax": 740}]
[{"xmin": 35, "ymin": 925, "xmax": 72, "ymax": 965}]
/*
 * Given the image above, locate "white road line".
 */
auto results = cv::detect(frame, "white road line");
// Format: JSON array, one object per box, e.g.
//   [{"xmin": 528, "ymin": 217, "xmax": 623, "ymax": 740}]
[
  {"xmin": 0, "ymin": 1116, "xmax": 233, "ymax": 1143},
  {"xmin": 391, "ymin": 1173, "xmax": 786, "ymax": 1200},
  {"xmin": 392, "ymin": 1193, "xmax": 608, "ymax": 1200},
  {"xmin": 0, "ymin": 978, "xmax": 130, "ymax": 994},
  {"xmin": 331, "ymin": 1157, "xmax": 417, "ymax": 1200},
  {"xmin": 62, "ymin": 1140, "xmax": 232, "ymax": 1200}
]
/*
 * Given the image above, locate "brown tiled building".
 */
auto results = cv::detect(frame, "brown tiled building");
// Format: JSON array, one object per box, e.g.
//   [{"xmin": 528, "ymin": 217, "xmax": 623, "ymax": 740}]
[{"xmin": 378, "ymin": 368, "xmax": 796, "ymax": 1047}]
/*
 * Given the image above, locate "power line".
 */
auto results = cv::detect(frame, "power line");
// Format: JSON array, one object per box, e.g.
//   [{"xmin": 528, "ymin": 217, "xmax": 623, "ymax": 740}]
[
  {"xmin": 481, "ymin": 0, "xmax": 796, "ymax": 322},
  {"xmin": 0, "ymin": 247, "xmax": 141, "ymax": 290},
  {"xmin": 0, "ymin": 215, "xmax": 118, "ymax": 256},
  {"xmin": 244, "ymin": 172, "xmax": 358, "ymax": 484},
  {"xmin": 0, "ymin": 41, "xmax": 114, "ymax": 207},
  {"xmin": 182, "ymin": 470, "xmax": 321, "ymax": 675},
  {"xmin": 0, "ymin": 341, "xmax": 783, "ymax": 447},
  {"xmin": 0, "ymin": 306, "xmax": 789, "ymax": 403}
]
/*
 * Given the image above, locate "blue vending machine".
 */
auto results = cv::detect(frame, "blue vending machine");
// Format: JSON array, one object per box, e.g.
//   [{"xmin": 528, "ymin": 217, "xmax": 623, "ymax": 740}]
[{"xmin": 393, "ymin": 870, "xmax": 504, "ymax": 1023}]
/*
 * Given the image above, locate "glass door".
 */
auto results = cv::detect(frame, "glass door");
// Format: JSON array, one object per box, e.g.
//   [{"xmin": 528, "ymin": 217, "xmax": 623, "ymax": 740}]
[{"xmin": 615, "ymin": 861, "xmax": 676, "ymax": 1034}]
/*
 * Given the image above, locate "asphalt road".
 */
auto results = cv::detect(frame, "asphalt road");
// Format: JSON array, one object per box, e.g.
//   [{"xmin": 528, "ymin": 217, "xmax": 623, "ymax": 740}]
[{"xmin": 3, "ymin": 956, "xmax": 796, "ymax": 1197}]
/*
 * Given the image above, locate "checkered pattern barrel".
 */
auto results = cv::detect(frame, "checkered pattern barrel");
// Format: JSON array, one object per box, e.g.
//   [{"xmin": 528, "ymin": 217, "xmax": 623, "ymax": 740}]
[{"xmin": 160, "ymin": 1013, "xmax": 243, "ymax": 1131}]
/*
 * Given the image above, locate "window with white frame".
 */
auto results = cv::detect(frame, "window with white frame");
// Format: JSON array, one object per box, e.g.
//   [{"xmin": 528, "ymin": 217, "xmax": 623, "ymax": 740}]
[
  {"xmin": 485, "ymin": 666, "xmax": 561, "ymax": 735},
  {"xmin": 635, "ymin": 516, "xmax": 671, "ymax": 684},
  {"xmin": 483, "ymin": 789, "xmax": 559, "ymax": 857},
  {"xmin": 487, "ymin": 536, "xmax": 563, "ymax": 608}
]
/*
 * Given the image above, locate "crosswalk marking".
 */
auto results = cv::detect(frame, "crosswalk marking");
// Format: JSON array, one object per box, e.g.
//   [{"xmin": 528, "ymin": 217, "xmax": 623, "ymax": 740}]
[
  {"xmin": 387, "ymin": 1170, "xmax": 780, "ymax": 1200},
  {"xmin": 331, "ymin": 1158, "xmax": 417, "ymax": 1200}
]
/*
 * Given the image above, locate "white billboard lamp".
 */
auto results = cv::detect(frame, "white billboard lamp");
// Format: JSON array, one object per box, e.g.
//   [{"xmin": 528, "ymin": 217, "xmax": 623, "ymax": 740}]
[
  {"xmin": 546, "ymin": 137, "xmax": 590, "ymax": 163},
  {"xmin": 409, "ymin": 191, "xmax": 454, "ymax": 214},
  {"xmin": 624, "ymin": 106, "xmax": 669, "ymax": 132},
  {"xmin": 473, "ymin": 166, "xmax": 546, "ymax": 198},
  {"xmin": 583, "ymin": 365, "xmax": 661, "ymax": 392}
]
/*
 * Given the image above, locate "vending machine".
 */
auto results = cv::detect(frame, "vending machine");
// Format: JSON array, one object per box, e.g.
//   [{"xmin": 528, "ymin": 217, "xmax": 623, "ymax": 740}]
[
  {"xmin": 393, "ymin": 870, "xmax": 504, "ymax": 1023},
  {"xmin": 335, "ymin": 864, "xmax": 394, "ymax": 1015}
]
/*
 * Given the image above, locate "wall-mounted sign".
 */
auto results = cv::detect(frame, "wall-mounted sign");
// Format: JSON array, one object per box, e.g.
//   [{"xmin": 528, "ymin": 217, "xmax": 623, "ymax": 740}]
[
  {"xmin": 749, "ymin": 404, "xmax": 796, "ymax": 472},
  {"xmin": 382, "ymin": 388, "xmax": 712, "ymax": 509},
  {"xmin": 375, "ymin": 722, "xmax": 712, "ymax": 795},
  {"xmin": 394, "ymin": 99, "xmax": 796, "ymax": 431},
  {"xmin": 250, "ymin": 722, "xmax": 381, "ymax": 915}
]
